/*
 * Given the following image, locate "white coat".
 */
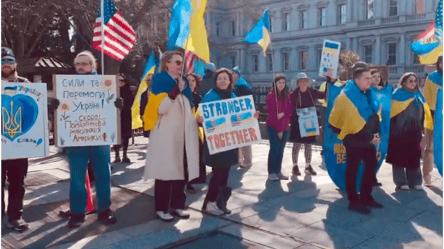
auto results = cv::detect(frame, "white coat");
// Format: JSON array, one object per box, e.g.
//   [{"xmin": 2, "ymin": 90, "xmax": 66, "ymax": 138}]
[{"xmin": 143, "ymin": 94, "xmax": 199, "ymax": 181}]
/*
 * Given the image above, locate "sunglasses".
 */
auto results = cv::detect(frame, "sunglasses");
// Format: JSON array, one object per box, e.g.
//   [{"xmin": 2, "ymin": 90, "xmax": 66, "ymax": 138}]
[
  {"xmin": 169, "ymin": 60, "xmax": 182, "ymax": 66},
  {"xmin": 1, "ymin": 58, "xmax": 15, "ymax": 65}
]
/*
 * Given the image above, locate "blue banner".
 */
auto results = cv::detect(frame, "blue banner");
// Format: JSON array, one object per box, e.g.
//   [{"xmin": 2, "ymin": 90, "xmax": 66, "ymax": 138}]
[
  {"xmin": 324, "ymin": 85, "xmax": 392, "ymax": 192},
  {"xmin": 434, "ymin": 89, "xmax": 443, "ymax": 176}
]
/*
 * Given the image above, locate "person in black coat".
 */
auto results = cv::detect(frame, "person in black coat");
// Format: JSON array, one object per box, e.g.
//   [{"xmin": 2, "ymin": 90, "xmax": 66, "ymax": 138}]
[{"xmin": 113, "ymin": 73, "xmax": 135, "ymax": 163}]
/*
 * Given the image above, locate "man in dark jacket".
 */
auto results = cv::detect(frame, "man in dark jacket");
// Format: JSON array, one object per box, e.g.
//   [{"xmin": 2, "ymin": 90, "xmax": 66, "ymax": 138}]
[
  {"xmin": 197, "ymin": 62, "xmax": 216, "ymax": 96},
  {"xmin": 329, "ymin": 66, "xmax": 383, "ymax": 214},
  {"xmin": 1, "ymin": 47, "xmax": 31, "ymax": 232}
]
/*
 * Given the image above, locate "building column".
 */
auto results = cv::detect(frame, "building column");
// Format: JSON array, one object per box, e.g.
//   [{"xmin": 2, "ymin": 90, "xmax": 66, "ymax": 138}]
[
  {"xmin": 352, "ymin": 37, "xmax": 358, "ymax": 53},
  {"xmin": 347, "ymin": 0, "xmax": 353, "ymax": 21},
  {"xmin": 399, "ymin": 33, "xmax": 406, "ymax": 68},
  {"xmin": 375, "ymin": 35, "xmax": 381, "ymax": 65}
]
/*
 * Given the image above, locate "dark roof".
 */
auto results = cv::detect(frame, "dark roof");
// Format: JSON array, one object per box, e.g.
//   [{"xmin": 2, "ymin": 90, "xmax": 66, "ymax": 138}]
[{"xmin": 18, "ymin": 57, "xmax": 72, "ymax": 73}]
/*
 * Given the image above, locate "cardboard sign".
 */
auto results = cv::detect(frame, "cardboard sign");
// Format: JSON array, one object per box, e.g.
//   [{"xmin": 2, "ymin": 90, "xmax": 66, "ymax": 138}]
[
  {"xmin": 54, "ymin": 75, "xmax": 120, "ymax": 147},
  {"xmin": 199, "ymin": 96, "xmax": 261, "ymax": 155},
  {"xmin": 296, "ymin": 107, "xmax": 320, "ymax": 137},
  {"xmin": 1, "ymin": 83, "xmax": 49, "ymax": 159},
  {"xmin": 319, "ymin": 40, "xmax": 341, "ymax": 78}
]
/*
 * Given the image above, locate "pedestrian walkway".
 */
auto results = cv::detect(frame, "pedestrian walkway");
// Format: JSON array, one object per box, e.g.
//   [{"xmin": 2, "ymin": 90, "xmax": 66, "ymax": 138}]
[{"xmin": 1, "ymin": 136, "xmax": 442, "ymax": 249}]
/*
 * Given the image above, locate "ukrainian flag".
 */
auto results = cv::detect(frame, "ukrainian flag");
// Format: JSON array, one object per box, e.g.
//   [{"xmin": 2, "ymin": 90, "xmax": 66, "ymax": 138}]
[
  {"xmin": 167, "ymin": 0, "xmax": 210, "ymax": 62},
  {"xmin": 423, "ymin": 71, "xmax": 443, "ymax": 114},
  {"xmin": 324, "ymin": 41, "xmax": 339, "ymax": 56},
  {"xmin": 391, "ymin": 88, "xmax": 433, "ymax": 130},
  {"xmin": 131, "ymin": 52, "xmax": 156, "ymax": 130},
  {"xmin": 245, "ymin": 10, "xmax": 270, "ymax": 55}
]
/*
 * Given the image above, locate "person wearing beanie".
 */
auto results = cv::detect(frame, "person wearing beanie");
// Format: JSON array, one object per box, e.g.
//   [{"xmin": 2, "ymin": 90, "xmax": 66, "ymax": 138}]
[
  {"xmin": 231, "ymin": 66, "xmax": 254, "ymax": 168},
  {"xmin": 1, "ymin": 47, "xmax": 31, "ymax": 232},
  {"xmin": 422, "ymin": 55, "xmax": 443, "ymax": 186}
]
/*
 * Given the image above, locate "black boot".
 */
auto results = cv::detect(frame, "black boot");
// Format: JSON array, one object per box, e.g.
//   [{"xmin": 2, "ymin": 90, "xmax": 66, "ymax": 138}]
[{"xmin": 216, "ymin": 187, "xmax": 232, "ymax": 214}]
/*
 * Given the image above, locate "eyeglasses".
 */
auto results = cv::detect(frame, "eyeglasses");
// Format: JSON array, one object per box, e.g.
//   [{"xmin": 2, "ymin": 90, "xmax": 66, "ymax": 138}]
[
  {"xmin": 74, "ymin": 62, "xmax": 91, "ymax": 67},
  {"xmin": 168, "ymin": 60, "xmax": 182, "ymax": 66},
  {"xmin": 408, "ymin": 79, "xmax": 417, "ymax": 83},
  {"xmin": 1, "ymin": 58, "xmax": 15, "ymax": 65}
]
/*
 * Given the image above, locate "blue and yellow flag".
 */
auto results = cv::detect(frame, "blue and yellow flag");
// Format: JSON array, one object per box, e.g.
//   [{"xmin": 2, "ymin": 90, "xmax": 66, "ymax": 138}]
[
  {"xmin": 411, "ymin": 0, "xmax": 442, "ymax": 64},
  {"xmin": 131, "ymin": 51, "xmax": 156, "ymax": 130},
  {"xmin": 167, "ymin": 0, "xmax": 210, "ymax": 62},
  {"xmin": 391, "ymin": 88, "xmax": 434, "ymax": 130},
  {"xmin": 434, "ymin": 89, "xmax": 443, "ymax": 176},
  {"xmin": 245, "ymin": 10, "xmax": 270, "ymax": 55},
  {"xmin": 423, "ymin": 71, "xmax": 443, "ymax": 114},
  {"xmin": 325, "ymin": 84, "xmax": 392, "ymax": 192}
]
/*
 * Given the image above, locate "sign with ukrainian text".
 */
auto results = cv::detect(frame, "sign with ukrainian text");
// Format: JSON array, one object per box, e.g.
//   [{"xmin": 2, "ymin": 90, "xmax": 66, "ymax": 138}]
[
  {"xmin": 297, "ymin": 107, "xmax": 320, "ymax": 137},
  {"xmin": 54, "ymin": 75, "xmax": 119, "ymax": 147},
  {"xmin": 324, "ymin": 85, "xmax": 392, "ymax": 192},
  {"xmin": 318, "ymin": 40, "xmax": 341, "ymax": 78},
  {"xmin": 199, "ymin": 96, "xmax": 261, "ymax": 155},
  {"xmin": 1, "ymin": 83, "xmax": 49, "ymax": 159}
]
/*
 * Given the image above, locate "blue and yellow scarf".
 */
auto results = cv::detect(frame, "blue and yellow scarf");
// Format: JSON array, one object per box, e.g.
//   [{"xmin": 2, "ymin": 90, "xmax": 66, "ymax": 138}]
[{"xmin": 391, "ymin": 88, "xmax": 433, "ymax": 130}]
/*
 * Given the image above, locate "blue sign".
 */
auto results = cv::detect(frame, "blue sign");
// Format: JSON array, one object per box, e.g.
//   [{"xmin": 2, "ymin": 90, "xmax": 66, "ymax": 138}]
[
  {"xmin": 324, "ymin": 85, "xmax": 392, "ymax": 192},
  {"xmin": 434, "ymin": 89, "xmax": 443, "ymax": 176}
]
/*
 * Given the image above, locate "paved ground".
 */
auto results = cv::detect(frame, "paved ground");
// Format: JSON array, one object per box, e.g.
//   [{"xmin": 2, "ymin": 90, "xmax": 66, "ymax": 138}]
[{"xmin": 1, "ymin": 136, "xmax": 442, "ymax": 249}]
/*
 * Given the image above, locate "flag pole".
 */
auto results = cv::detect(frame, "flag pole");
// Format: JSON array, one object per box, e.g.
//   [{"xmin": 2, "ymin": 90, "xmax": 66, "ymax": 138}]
[
  {"xmin": 267, "ymin": 40, "xmax": 279, "ymax": 117},
  {"xmin": 101, "ymin": 0, "xmax": 105, "ymax": 75}
]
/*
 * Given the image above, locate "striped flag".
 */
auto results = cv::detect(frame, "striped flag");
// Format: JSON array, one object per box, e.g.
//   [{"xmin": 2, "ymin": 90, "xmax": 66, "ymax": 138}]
[
  {"xmin": 92, "ymin": 0, "xmax": 136, "ymax": 61},
  {"xmin": 185, "ymin": 50, "xmax": 197, "ymax": 74}
]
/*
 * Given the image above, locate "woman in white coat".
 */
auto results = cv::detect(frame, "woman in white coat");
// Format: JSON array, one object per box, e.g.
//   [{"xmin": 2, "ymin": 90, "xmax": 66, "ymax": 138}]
[{"xmin": 143, "ymin": 51, "xmax": 200, "ymax": 221}]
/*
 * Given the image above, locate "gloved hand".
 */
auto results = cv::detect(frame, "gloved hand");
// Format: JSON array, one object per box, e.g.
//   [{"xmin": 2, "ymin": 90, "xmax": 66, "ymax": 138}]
[
  {"xmin": 114, "ymin": 97, "xmax": 123, "ymax": 109},
  {"xmin": 49, "ymin": 98, "xmax": 60, "ymax": 111},
  {"xmin": 168, "ymin": 85, "xmax": 181, "ymax": 100}
]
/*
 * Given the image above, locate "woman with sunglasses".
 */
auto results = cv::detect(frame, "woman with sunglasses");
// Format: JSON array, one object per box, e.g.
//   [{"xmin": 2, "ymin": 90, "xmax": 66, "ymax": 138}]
[
  {"xmin": 143, "ymin": 51, "xmax": 200, "ymax": 221},
  {"xmin": 386, "ymin": 72, "xmax": 433, "ymax": 191}
]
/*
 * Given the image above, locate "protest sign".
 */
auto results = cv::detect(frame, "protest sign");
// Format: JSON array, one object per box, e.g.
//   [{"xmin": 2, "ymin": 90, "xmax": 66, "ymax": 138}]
[
  {"xmin": 296, "ymin": 107, "xmax": 320, "ymax": 137},
  {"xmin": 434, "ymin": 89, "xmax": 443, "ymax": 176},
  {"xmin": 2, "ymin": 83, "xmax": 49, "ymax": 159},
  {"xmin": 199, "ymin": 95, "xmax": 261, "ymax": 155},
  {"xmin": 324, "ymin": 85, "xmax": 392, "ymax": 192},
  {"xmin": 318, "ymin": 40, "xmax": 341, "ymax": 78},
  {"xmin": 54, "ymin": 75, "xmax": 120, "ymax": 147}
]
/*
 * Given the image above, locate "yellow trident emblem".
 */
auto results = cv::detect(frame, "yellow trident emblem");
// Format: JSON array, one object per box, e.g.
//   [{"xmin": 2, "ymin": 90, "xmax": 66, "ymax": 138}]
[{"xmin": 2, "ymin": 101, "xmax": 22, "ymax": 138}]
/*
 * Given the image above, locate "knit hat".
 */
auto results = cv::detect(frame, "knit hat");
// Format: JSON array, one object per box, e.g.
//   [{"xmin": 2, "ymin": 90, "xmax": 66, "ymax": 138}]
[{"xmin": 1, "ymin": 47, "xmax": 15, "ymax": 61}]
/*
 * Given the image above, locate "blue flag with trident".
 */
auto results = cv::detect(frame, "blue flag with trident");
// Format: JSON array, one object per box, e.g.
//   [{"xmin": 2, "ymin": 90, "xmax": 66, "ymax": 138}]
[{"xmin": 245, "ymin": 10, "xmax": 270, "ymax": 55}]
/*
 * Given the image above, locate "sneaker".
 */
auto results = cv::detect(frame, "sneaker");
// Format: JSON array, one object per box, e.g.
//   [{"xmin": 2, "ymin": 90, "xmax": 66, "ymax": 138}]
[
  {"xmin": 113, "ymin": 157, "xmax": 121, "ymax": 163},
  {"xmin": 277, "ymin": 173, "xmax": 289, "ymax": 180},
  {"xmin": 7, "ymin": 218, "xmax": 28, "ymax": 232},
  {"xmin": 122, "ymin": 157, "xmax": 131, "ymax": 163},
  {"xmin": 268, "ymin": 173, "xmax": 279, "ymax": 181},
  {"xmin": 348, "ymin": 202, "xmax": 371, "ymax": 214},
  {"xmin": 206, "ymin": 202, "xmax": 224, "ymax": 216},
  {"xmin": 361, "ymin": 199, "xmax": 384, "ymax": 209},
  {"xmin": 157, "ymin": 211, "xmax": 174, "ymax": 221},
  {"xmin": 400, "ymin": 185, "xmax": 409, "ymax": 190},
  {"xmin": 239, "ymin": 163, "xmax": 252, "ymax": 169},
  {"xmin": 171, "ymin": 209, "xmax": 190, "ymax": 219},
  {"xmin": 413, "ymin": 185, "xmax": 423, "ymax": 190},
  {"xmin": 98, "ymin": 208, "xmax": 117, "ymax": 225},
  {"xmin": 68, "ymin": 213, "xmax": 85, "ymax": 229},
  {"xmin": 292, "ymin": 166, "xmax": 301, "ymax": 176},
  {"xmin": 305, "ymin": 165, "xmax": 317, "ymax": 176}
]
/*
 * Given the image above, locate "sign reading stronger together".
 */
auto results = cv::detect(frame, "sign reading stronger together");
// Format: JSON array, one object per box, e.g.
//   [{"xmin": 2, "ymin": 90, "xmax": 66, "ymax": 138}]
[
  {"xmin": 54, "ymin": 75, "xmax": 119, "ymax": 147},
  {"xmin": 199, "ymin": 95, "xmax": 262, "ymax": 155}
]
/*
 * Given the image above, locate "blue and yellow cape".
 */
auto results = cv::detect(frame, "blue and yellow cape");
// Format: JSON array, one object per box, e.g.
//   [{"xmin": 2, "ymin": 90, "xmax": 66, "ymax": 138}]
[
  {"xmin": 391, "ymin": 88, "xmax": 433, "ymax": 130},
  {"xmin": 423, "ymin": 71, "xmax": 443, "ymax": 112}
]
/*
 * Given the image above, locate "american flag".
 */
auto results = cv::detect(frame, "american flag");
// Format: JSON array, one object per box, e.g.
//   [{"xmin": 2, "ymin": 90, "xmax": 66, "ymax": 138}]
[
  {"xmin": 185, "ymin": 50, "xmax": 197, "ymax": 74},
  {"xmin": 92, "ymin": 0, "xmax": 136, "ymax": 61}
]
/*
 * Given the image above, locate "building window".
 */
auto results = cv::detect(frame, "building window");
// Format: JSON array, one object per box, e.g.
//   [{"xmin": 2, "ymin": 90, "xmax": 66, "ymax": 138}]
[
  {"xmin": 364, "ymin": 45, "xmax": 373, "ymax": 64},
  {"xmin": 413, "ymin": 52, "xmax": 421, "ymax": 65},
  {"xmin": 283, "ymin": 13, "xmax": 290, "ymax": 31},
  {"xmin": 319, "ymin": 8, "xmax": 327, "ymax": 26},
  {"xmin": 252, "ymin": 55, "xmax": 259, "ymax": 72},
  {"xmin": 269, "ymin": 16, "xmax": 273, "ymax": 33},
  {"xmin": 216, "ymin": 22, "xmax": 221, "ymax": 36},
  {"xmin": 301, "ymin": 11, "xmax": 308, "ymax": 29},
  {"xmin": 339, "ymin": 4, "xmax": 346, "ymax": 24},
  {"xmin": 387, "ymin": 43, "xmax": 397, "ymax": 65},
  {"xmin": 282, "ymin": 52, "xmax": 289, "ymax": 71},
  {"xmin": 414, "ymin": 0, "xmax": 425, "ymax": 14},
  {"xmin": 230, "ymin": 56, "xmax": 236, "ymax": 68},
  {"xmin": 231, "ymin": 21, "xmax": 236, "ymax": 37},
  {"xmin": 316, "ymin": 49, "xmax": 322, "ymax": 67},
  {"xmin": 300, "ymin": 51, "xmax": 308, "ymax": 70},
  {"xmin": 267, "ymin": 54, "xmax": 274, "ymax": 72},
  {"xmin": 389, "ymin": 0, "xmax": 397, "ymax": 16},
  {"xmin": 366, "ymin": 0, "xmax": 374, "ymax": 19}
]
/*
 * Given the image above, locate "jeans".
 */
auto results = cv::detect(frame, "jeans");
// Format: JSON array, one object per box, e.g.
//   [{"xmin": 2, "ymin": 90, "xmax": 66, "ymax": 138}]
[
  {"xmin": 266, "ymin": 126, "xmax": 289, "ymax": 174},
  {"xmin": 66, "ymin": 146, "xmax": 111, "ymax": 214},
  {"xmin": 205, "ymin": 167, "xmax": 230, "ymax": 203},
  {"xmin": 345, "ymin": 146, "xmax": 377, "ymax": 202},
  {"xmin": 2, "ymin": 159, "xmax": 28, "ymax": 221},
  {"xmin": 393, "ymin": 164, "xmax": 422, "ymax": 188}
]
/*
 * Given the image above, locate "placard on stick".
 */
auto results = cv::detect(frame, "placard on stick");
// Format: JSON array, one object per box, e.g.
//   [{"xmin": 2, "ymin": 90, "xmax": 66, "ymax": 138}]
[
  {"xmin": 319, "ymin": 40, "xmax": 341, "ymax": 79},
  {"xmin": 54, "ymin": 75, "xmax": 120, "ymax": 147},
  {"xmin": 199, "ymin": 96, "xmax": 262, "ymax": 155},
  {"xmin": 1, "ymin": 83, "xmax": 49, "ymax": 159}
]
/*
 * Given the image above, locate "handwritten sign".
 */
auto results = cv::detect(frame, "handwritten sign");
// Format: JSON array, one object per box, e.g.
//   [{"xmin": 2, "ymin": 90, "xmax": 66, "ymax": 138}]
[
  {"xmin": 54, "ymin": 75, "xmax": 119, "ymax": 147},
  {"xmin": 1, "ymin": 83, "xmax": 49, "ymax": 159},
  {"xmin": 318, "ymin": 40, "xmax": 341, "ymax": 78},
  {"xmin": 296, "ymin": 107, "xmax": 320, "ymax": 137},
  {"xmin": 199, "ymin": 96, "xmax": 261, "ymax": 155}
]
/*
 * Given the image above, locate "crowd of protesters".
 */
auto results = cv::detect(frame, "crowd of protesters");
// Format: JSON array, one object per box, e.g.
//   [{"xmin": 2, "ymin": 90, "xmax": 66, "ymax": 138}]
[{"xmin": 1, "ymin": 45, "xmax": 442, "ymax": 230}]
